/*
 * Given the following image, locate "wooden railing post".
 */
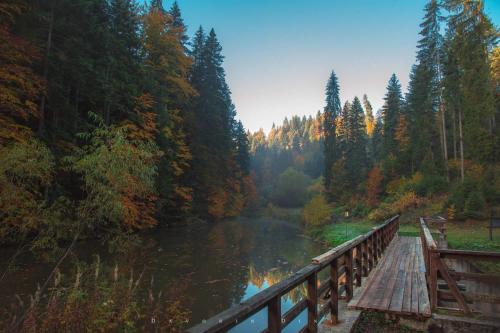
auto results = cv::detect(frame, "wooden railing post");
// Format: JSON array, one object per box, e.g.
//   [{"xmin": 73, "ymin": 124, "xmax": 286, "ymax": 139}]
[
  {"xmin": 429, "ymin": 250, "xmax": 438, "ymax": 310},
  {"xmin": 367, "ymin": 236, "xmax": 374, "ymax": 272},
  {"xmin": 307, "ymin": 272, "xmax": 318, "ymax": 333},
  {"xmin": 268, "ymin": 295, "xmax": 282, "ymax": 333},
  {"xmin": 345, "ymin": 250, "xmax": 353, "ymax": 301},
  {"xmin": 371, "ymin": 234, "xmax": 377, "ymax": 265},
  {"xmin": 377, "ymin": 230, "xmax": 383, "ymax": 259},
  {"xmin": 384, "ymin": 227, "xmax": 388, "ymax": 249},
  {"xmin": 355, "ymin": 245, "xmax": 362, "ymax": 286},
  {"xmin": 361, "ymin": 240, "xmax": 368, "ymax": 277},
  {"xmin": 330, "ymin": 259, "xmax": 338, "ymax": 324}
]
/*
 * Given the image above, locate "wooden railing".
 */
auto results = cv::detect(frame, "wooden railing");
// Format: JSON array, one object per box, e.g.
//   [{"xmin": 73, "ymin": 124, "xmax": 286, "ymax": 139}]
[
  {"xmin": 419, "ymin": 217, "xmax": 500, "ymax": 316},
  {"xmin": 187, "ymin": 215, "xmax": 400, "ymax": 333}
]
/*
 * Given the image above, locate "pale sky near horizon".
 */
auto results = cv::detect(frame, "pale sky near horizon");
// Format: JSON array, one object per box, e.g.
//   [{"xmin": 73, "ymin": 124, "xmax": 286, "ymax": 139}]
[{"xmin": 172, "ymin": 0, "xmax": 500, "ymax": 133}]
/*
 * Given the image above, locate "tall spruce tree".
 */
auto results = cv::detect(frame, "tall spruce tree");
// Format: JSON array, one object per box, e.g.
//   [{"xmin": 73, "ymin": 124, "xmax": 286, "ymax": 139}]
[
  {"xmin": 188, "ymin": 27, "xmax": 245, "ymax": 218},
  {"xmin": 169, "ymin": 1, "xmax": 189, "ymax": 49},
  {"xmin": 382, "ymin": 74, "xmax": 404, "ymax": 161},
  {"xmin": 106, "ymin": 0, "xmax": 143, "ymax": 125},
  {"xmin": 344, "ymin": 97, "xmax": 368, "ymax": 188},
  {"xmin": 323, "ymin": 71, "xmax": 341, "ymax": 196},
  {"xmin": 406, "ymin": 0, "xmax": 443, "ymax": 175}
]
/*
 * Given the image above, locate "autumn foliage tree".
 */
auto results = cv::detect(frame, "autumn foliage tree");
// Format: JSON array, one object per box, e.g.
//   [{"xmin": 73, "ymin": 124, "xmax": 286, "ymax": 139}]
[
  {"xmin": 69, "ymin": 115, "xmax": 160, "ymax": 231},
  {"xmin": 0, "ymin": 1, "xmax": 43, "ymax": 144},
  {"xmin": 142, "ymin": 4, "xmax": 195, "ymax": 217},
  {"xmin": 365, "ymin": 165, "xmax": 384, "ymax": 207}
]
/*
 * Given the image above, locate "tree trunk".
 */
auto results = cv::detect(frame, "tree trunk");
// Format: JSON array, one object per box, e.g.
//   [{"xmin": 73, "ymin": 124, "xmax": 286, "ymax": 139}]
[
  {"xmin": 38, "ymin": 1, "xmax": 55, "ymax": 136},
  {"xmin": 458, "ymin": 108, "xmax": 464, "ymax": 183},
  {"xmin": 441, "ymin": 100, "xmax": 449, "ymax": 181},
  {"xmin": 452, "ymin": 106, "xmax": 457, "ymax": 160}
]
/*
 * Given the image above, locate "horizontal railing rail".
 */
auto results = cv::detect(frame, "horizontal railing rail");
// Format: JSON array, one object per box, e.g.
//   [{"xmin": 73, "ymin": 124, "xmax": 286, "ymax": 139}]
[
  {"xmin": 187, "ymin": 215, "xmax": 400, "ymax": 333},
  {"xmin": 419, "ymin": 217, "xmax": 500, "ymax": 316}
]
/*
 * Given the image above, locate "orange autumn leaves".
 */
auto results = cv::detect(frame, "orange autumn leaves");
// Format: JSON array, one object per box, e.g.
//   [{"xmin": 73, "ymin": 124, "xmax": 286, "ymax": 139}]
[{"xmin": 0, "ymin": 4, "xmax": 44, "ymax": 144}]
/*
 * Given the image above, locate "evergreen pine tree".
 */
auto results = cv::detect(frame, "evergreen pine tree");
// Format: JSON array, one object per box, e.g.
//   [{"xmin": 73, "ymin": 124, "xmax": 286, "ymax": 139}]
[
  {"xmin": 344, "ymin": 97, "xmax": 368, "ymax": 188},
  {"xmin": 169, "ymin": 1, "xmax": 189, "ymax": 49},
  {"xmin": 382, "ymin": 74, "xmax": 403, "ymax": 160},
  {"xmin": 106, "ymin": 0, "xmax": 143, "ymax": 125},
  {"xmin": 405, "ymin": 0, "xmax": 443, "ymax": 175},
  {"xmin": 323, "ymin": 71, "xmax": 341, "ymax": 196}
]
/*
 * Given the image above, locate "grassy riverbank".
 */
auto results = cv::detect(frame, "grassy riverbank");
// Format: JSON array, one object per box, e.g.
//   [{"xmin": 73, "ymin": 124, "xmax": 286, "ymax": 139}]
[{"xmin": 310, "ymin": 220, "xmax": 378, "ymax": 246}]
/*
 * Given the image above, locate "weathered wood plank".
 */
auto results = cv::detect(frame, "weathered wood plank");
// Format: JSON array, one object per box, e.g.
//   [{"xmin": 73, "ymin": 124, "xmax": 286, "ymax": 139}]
[
  {"xmin": 377, "ymin": 238, "xmax": 403, "ymax": 310},
  {"xmin": 351, "ymin": 237, "xmax": 430, "ymax": 318},
  {"xmin": 434, "ymin": 254, "xmax": 472, "ymax": 316},
  {"xmin": 307, "ymin": 273, "xmax": 318, "ymax": 333},
  {"xmin": 268, "ymin": 296, "xmax": 281, "ymax": 333},
  {"xmin": 345, "ymin": 250, "xmax": 353, "ymax": 301},
  {"xmin": 357, "ymin": 239, "xmax": 399, "ymax": 309},
  {"xmin": 402, "ymin": 239, "xmax": 416, "ymax": 314},
  {"xmin": 330, "ymin": 259, "xmax": 338, "ymax": 324},
  {"xmin": 355, "ymin": 245, "xmax": 362, "ymax": 287},
  {"xmin": 312, "ymin": 235, "xmax": 364, "ymax": 266},
  {"xmin": 389, "ymin": 237, "xmax": 411, "ymax": 312}
]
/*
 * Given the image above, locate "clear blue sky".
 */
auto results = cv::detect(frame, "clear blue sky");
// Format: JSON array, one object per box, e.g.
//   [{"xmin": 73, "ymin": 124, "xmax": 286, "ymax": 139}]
[{"xmin": 169, "ymin": 0, "xmax": 499, "ymax": 132}]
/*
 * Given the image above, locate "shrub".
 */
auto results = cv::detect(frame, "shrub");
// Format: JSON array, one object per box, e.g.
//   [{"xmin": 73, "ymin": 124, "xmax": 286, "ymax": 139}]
[
  {"xmin": 303, "ymin": 195, "xmax": 331, "ymax": 227},
  {"xmin": 447, "ymin": 184, "xmax": 467, "ymax": 214},
  {"xmin": 415, "ymin": 174, "xmax": 448, "ymax": 196},
  {"xmin": 0, "ymin": 139, "xmax": 56, "ymax": 242},
  {"xmin": 447, "ymin": 177, "xmax": 488, "ymax": 220},
  {"xmin": 368, "ymin": 192, "xmax": 427, "ymax": 221},
  {"xmin": 464, "ymin": 190, "xmax": 486, "ymax": 219}
]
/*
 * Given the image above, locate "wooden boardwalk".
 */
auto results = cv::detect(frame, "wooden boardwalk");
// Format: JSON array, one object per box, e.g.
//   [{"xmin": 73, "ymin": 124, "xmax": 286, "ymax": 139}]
[{"xmin": 348, "ymin": 236, "xmax": 431, "ymax": 318}]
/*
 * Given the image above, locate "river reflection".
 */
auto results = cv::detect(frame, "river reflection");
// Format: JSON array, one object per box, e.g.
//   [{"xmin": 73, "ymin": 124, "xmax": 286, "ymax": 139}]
[{"xmin": 0, "ymin": 217, "xmax": 328, "ymax": 331}]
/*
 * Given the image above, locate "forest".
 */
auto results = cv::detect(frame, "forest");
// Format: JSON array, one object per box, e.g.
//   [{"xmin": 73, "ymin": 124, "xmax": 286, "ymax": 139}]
[
  {"xmin": 250, "ymin": 0, "xmax": 499, "ymax": 228},
  {"xmin": 0, "ymin": 0, "xmax": 499, "ymax": 332},
  {"xmin": 0, "ymin": 0, "xmax": 255, "ymax": 249}
]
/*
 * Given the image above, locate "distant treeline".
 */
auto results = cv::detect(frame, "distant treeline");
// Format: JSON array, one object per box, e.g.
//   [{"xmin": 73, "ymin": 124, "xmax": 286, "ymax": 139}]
[
  {"xmin": 0, "ymin": 0, "xmax": 254, "ymax": 246},
  {"xmin": 248, "ymin": 113, "xmax": 324, "ymax": 207}
]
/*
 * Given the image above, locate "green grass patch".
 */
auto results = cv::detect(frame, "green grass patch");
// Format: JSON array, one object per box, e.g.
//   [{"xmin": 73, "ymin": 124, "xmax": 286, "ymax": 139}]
[
  {"xmin": 445, "ymin": 220, "xmax": 500, "ymax": 273},
  {"xmin": 398, "ymin": 223, "xmax": 420, "ymax": 237},
  {"xmin": 316, "ymin": 220, "xmax": 378, "ymax": 246},
  {"xmin": 445, "ymin": 220, "xmax": 500, "ymax": 252}
]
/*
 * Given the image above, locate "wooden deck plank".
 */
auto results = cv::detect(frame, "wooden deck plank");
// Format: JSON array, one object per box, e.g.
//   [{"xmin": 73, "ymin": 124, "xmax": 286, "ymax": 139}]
[
  {"xmin": 402, "ymin": 239, "xmax": 416, "ymax": 314},
  {"xmin": 377, "ymin": 238, "xmax": 404, "ymax": 310},
  {"xmin": 389, "ymin": 237, "xmax": 411, "ymax": 312},
  {"xmin": 411, "ymin": 242, "xmax": 420, "ymax": 314},
  {"xmin": 356, "ymin": 239, "xmax": 399, "ymax": 309},
  {"xmin": 349, "ymin": 237, "xmax": 430, "ymax": 319}
]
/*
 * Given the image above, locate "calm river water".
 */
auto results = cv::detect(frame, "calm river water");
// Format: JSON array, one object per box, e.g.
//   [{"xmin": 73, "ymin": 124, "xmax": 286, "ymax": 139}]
[{"xmin": 0, "ymin": 217, "xmax": 328, "ymax": 332}]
